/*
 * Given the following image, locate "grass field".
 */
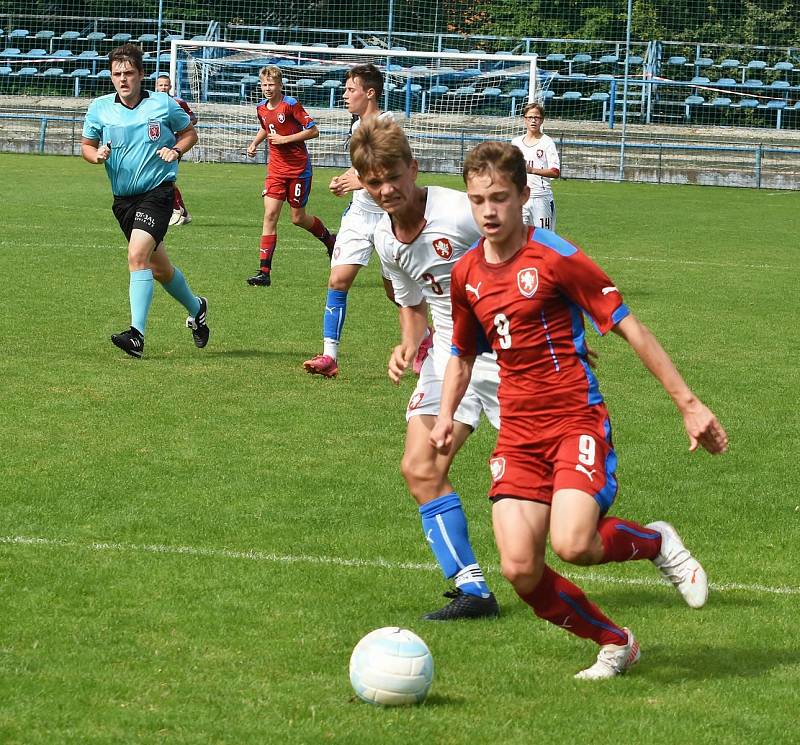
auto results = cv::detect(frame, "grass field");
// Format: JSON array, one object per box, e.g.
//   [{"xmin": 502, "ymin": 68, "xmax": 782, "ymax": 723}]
[{"xmin": 1, "ymin": 152, "xmax": 798, "ymax": 744}]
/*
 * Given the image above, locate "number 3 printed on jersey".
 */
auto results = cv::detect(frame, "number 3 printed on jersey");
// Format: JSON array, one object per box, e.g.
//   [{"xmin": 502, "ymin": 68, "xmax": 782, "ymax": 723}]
[{"xmin": 494, "ymin": 313, "xmax": 512, "ymax": 349}]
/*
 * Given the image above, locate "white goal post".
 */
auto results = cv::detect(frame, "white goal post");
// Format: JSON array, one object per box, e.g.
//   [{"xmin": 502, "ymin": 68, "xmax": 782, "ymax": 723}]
[{"xmin": 170, "ymin": 40, "xmax": 538, "ymax": 173}]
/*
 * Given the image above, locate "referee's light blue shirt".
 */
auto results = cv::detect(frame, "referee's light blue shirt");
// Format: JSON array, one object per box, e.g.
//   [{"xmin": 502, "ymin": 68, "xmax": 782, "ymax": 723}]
[{"xmin": 83, "ymin": 90, "xmax": 191, "ymax": 197}]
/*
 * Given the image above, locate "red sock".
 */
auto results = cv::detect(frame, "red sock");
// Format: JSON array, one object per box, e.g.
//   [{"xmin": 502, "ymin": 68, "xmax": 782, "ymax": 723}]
[
  {"xmin": 307, "ymin": 217, "xmax": 335, "ymax": 250},
  {"xmin": 597, "ymin": 517, "xmax": 661, "ymax": 563},
  {"xmin": 518, "ymin": 565, "xmax": 627, "ymax": 647},
  {"xmin": 173, "ymin": 186, "xmax": 185, "ymax": 211},
  {"xmin": 259, "ymin": 235, "xmax": 277, "ymax": 273}
]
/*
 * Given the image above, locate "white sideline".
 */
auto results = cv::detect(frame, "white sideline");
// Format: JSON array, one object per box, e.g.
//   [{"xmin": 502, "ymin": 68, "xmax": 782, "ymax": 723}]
[{"xmin": 3, "ymin": 535, "xmax": 798, "ymax": 597}]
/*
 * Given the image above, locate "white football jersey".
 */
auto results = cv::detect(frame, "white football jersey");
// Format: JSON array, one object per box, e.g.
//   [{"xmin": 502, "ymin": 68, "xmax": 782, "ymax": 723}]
[
  {"xmin": 374, "ymin": 186, "xmax": 484, "ymax": 371},
  {"xmin": 511, "ymin": 133, "xmax": 560, "ymax": 197},
  {"xmin": 349, "ymin": 111, "xmax": 395, "ymax": 214}
]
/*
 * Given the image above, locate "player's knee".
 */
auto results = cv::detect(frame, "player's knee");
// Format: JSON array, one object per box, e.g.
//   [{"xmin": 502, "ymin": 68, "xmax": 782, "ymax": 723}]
[
  {"xmin": 400, "ymin": 457, "xmax": 443, "ymax": 501},
  {"xmin": 289, "ymin": 211, "xmax": 306, "ymax": 226},
  {"xmin": 550, "ymin": 534, "xmax": 594, "ymax": 565},
  {"xmin": 501, "ymin": 556, "xmax": 543, "ymax": 594}
]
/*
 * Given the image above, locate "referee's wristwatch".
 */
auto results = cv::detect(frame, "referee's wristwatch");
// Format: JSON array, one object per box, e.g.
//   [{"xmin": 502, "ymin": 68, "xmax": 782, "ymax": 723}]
[{"xmin": 171, "ymin": 146, "xmax": 182, "ymax": 160}]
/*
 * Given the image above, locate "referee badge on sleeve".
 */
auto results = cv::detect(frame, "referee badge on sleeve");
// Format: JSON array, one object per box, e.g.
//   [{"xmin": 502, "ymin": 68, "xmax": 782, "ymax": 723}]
[{"xmin": 148, "ymin": 120, "xmax": 161, "ymax": 141}]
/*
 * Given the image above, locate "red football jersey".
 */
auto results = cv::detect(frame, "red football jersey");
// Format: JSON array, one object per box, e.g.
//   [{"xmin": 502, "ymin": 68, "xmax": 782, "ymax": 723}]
[
  {"xmin": 256, "ymin": 95, "xmax": 315, "ymax": 178},
  {"xmin": 174, "ymin": 96, "xmax": 198, "ymax": 125},
  {"xmin": 450, "ymin": 228, "xmax": 629, "ymax": 427}
]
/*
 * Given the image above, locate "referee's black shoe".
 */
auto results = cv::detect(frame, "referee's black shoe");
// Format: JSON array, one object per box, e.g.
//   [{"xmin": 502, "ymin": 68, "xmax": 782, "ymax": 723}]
[
  {"xmin": 247, "ymin": 271, "xmax": 271, "ymax": 287},
  {"xmin": 111, "ymin": 326, "xmax": 144, "ymax": 359},
  {"xmin": 186, "ymin": 296, "xmax": 210, "ymax": 348},
  {"xmin": 423, "ymin": 588, "xmax": 500, "ymax": 621}
]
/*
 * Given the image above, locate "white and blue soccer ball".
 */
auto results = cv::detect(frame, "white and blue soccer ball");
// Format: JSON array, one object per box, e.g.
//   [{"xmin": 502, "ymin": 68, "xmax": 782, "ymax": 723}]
[{"xmin": 349, "ymin": 627, "xmax": 434, "ymax": 706}]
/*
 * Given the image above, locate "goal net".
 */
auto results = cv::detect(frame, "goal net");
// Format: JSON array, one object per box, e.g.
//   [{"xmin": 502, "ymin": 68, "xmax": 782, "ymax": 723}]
[{"xmin": 172, "ymin": 41, "xmax": 537, "ymax": 174}]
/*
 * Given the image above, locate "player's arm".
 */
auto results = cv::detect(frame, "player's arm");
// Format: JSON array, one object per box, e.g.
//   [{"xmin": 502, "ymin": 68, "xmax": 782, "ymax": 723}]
[
  {"xmin": 157, "ymin": 124, "xmax": 197, "ymax": 163},
  {"xmin": 429, "ymin": 353, "xmax": 476, "ymax": 453},
  {"xmin": 247, "ymin": 126, "xmax": 268, "ymax": 158},
  {"xmin": 268, "ymin": 124, "xmax": 319, "ymax": 146},
  {"xmin": 81, "ymin": 137, "xmax": 110, "ymax": 164},
  {"xmin": 388, "ymin": 301, "xmax": 429, "ymax": 384},
  {"xmin": 612, "ymin": 314, "xmax": 728, "ymax": 454},
  {"xmin": 330, "ymin": 166, "xmax": 363, "ymax": 196}
]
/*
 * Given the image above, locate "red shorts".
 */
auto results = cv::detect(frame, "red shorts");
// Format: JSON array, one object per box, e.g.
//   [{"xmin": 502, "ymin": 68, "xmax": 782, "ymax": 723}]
[
  {"xmin": 488, "ymin": 407, "xmax": 618, "ymax": 513},
  {"xmin": 262, "ymin": 174, "xmax": 312, "ymax": 208}
]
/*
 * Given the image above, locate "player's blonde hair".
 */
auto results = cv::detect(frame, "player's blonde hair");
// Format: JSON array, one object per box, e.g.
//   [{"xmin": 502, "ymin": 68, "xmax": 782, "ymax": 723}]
[
  {"xmin": 349, "ymin": 117, "xmax": 412, "ymax": 177},
  {"xmin": 259, "ymin": 65, "xmax": 283, "ymax": 85},
  {"xmin": 462, "ymin": 141, "xmax": 527, "ymax": 193}
]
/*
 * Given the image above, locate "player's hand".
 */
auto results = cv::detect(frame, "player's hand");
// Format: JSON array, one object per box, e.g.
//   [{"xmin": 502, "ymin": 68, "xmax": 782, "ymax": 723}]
[
  {"xmin": 682, "ymin": 399, "xmax": 729, "ymax": 454},
  {"xmin": 267, "ymin": 132, "xmax": 287, "ymax": 145},
  {"xmin": 246, "ymin": 143, "xmax": 258, "ymax": 158},
  {"xmin": 331, "ymin": 171, "xmax": 360, "ymax": 196},
  {"xmin": 388, "ymin": 344, "xmax": 415, "ymax": 385},
  {"xmin": 329, "ymin": 175, "xmax": 341, "ymax": 195},
  {"xmin": 95, "ymin": 142, "xmax": 111, "ymax": 163},
  {"xmin": 157, "ymin": 146, "xmax": 180, "ymax": 162},
  {"xmin": 429, "ymin": 417, "xmax": 454, "ymax": 453}
]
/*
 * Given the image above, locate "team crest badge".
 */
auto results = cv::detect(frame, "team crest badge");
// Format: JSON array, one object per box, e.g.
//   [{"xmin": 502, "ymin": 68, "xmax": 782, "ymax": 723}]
[
  {"xmin": 407, "ymin": 392, "xmax": 425, "ymax": 411},
  {"xmin": 147, "ymin": 120, "xmax": 161, "ymax": 141},
  {"xmin": 536, "ymin": 149, "xmax": 544, "ymax": 158},
  {"xmin": 489, "ymin": 457, "xmax": 506, "ymax": 482},
  {"xmin": 517, "ymin": 267, "xmax": 539, "ymax": 298},
  {"xmin": 432, "ymin": 237, "xmax": 452, "ymax": 260},
  {"xmin": 278, "ymin": 113, "xmax": 286, "ymax": 124}
]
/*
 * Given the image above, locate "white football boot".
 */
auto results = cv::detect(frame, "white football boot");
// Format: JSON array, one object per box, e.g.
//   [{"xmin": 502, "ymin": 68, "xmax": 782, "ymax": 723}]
[
  {"xmin": 169, "ymin": 208, "xmax": 183, "ymax": 226},
  {"xmin": 575, "ymin": 628, "xmax": 640, "ymax": 680},
  {"xmin": 647, "ymin": 521, "xmax": 708, "ymax": 609}
]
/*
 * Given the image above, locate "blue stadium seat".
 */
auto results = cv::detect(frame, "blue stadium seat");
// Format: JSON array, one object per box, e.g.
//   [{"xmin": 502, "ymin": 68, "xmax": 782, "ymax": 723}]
[
  {"xmin": 626, "ymin": 55, "xmax": 644, "ymax": 65},
  {"xmin": 0, "ymin": 48, "xmax": 21, "ymax": 58},
  {"xmin": 71, "ymin": 67, "xmax": 91, "ymax": 77},
  {"xmin": 743, "ymin": 78, "xmax": 763, "ymax": 87},
  {"xmin": 590, "ymin": 91, "xmax": 610, "ymax": 102},
  {"xmin": 738, "ymin": 98, "xmax": 759, "ymax": 108},
  {"xmin": 60, "ymin": 31, "xmax": 81, "ymax": 42},
  {"xmin": 9, "ymin": 29, "xmax": 30, "ymax": 41},
  {"xmin": 294, "ymin": 77, "xmax": 315, "ymax": 88},
  {"xmin": 111, "ymin": 33, "xmax": 132, "ymax": 44},
  {"xmin": 694, "ymin": 57, "xmax": 713, "ymax": 68},
  {"xmin": 34, "ymin": 30, "xmax": 55, "ymax": 42},
  {"xmin": 320, "ymin": 79, "xmax": 341, "ymax": 107},
  {"xmin": 163, "ymin": 34, "xmax": 184, "ymax": 42},
  {"xmin": 86, "ymin": 32, "xmax": 107, "ymax": 43},
  {"xmin": 794, "ymin": 101, "xmax": 800, "ymax": 110},
  {"xmin": 570, "ymin": 53, "xmax": 592, "ymax": 68},
  {"xmin": 716, "ymin": 78, "xmax": 738, "ymax": 86},
  {"xmin": 719, "ymin": 58, "xmax": 740, "ymax": 70},
  {"xmin": 542, "ymin": 89, "xmax": 556, "ymax": 101},
  {"xmin": 746, "ymin": 59, "xmax": 768, "ymax": 72},
  {"xmin": 40, "ymin": 67, "xmax": 65, "ymax": 77},
  {"xmin": 545, "ymin": 53, "xmax": 565, "ymax": 64},
  {"xmin": 336, "ymin": 44, "xmax": 355, "ymax": 50},
  {"xmin": 561, "ymin": 90, "xmax": 582, "ymax": 101},
  {"xmin": 770, "ymin": 80, "xmax": 790, "ymax": 90},
  {"xmin": 137, "ymin": 33, "xmax": 158, "ymax": 43},
  {"xmin": 190, "ymin": 35, "xmax": 208, "ymax": 42},
  {"xmin": 78, "ymin": 50, "xmax": 99, "ymax": 59},
  {"xmin": 774, "ymin": 61, "xmax": 794, "ymax": 73},
  {"xmin": 0, "ymin": 66, "xmax": 12, "ymax": 76},
  {"xmin": 428, "ymin": 84, "xmax": 449, "ymax": 96},
  {"xmin": 482, "ymin": 86, "xmax": 502, "ymax": 97},
  {"xmin": 711, "ymin": 96, "xmax": 731, "ymax": 107},
  {"xmin": 26, "ymin": 49, "xmax": 48, "ymax": 58},
  {"xmin": 766, "ymin": 99, "xmax": 787, "ymax": 109},
  {"xmin": 453, "ymin": 85, "xmax": 476, "ymax": 95},
  {"xmin": 12, "ymin": 66, "xmax": 38, "ymax": 76},
  {"xmin": 684, "ymin": 94, "xmax": 704, "ymax": 105},
  {"xmin": 97, "ymin": 69, "xmax": 111, "ymax": 79},
  {"xmin": 690, "ymin": 76, "xmax": 711, "ymax": 84},
  {"xmin": 597, "ymin": 54, "xmax": 619, "ymax": 66},
  {"xmin": 53, "ymin": 49, "xmax": 74, "ymax": 58},
  {"xmin": 666, "ymin": 55, "xmax": 687, "ymax": 66}
]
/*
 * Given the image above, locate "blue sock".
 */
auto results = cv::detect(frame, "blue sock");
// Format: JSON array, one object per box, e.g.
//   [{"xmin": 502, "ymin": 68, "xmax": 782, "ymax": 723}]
[
  {"xmin": 419, "ymin": 491, "xmax": 491, "ymax": 598},
  {"xmin": 129, "ymin": 269, "xmax": 154, "ymax": 335},
  {"xmin": 322, "ymin": 289, "xmax": 347, "ymax": 359},
  {"xmin": 161, "ymin": 266, "xmax": 200, "ymax": 316}
]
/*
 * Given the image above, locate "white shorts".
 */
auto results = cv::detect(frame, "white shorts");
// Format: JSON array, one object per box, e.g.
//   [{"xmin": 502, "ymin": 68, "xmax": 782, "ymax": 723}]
[
  {"xmin": 330, "ymin": 205, "xmax": 384, "ymax": 268},
  {"xmin": 522, "ymin": 194, "xmax": 556, "ymax": 232},
  {"xmin": 406, "ymin": 353, "xmax": 500, "ymax": 430}
]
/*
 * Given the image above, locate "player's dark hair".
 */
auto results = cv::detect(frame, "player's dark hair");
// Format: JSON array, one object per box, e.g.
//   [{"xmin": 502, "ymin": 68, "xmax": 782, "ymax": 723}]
[
  {"xmin": 463, "ymin": 141, "xmax": 527, "ymax": 193},
  {"xmin": 350, "ymin": 116, "xmax": 412, "ymax": 176},
  {"xmin": 346, "ymin": 63, "xmax": 384, "ymax": 98},
  {"xmin": 108, "ymin": 43, "xmax": 144, "ymax": 74},
  {"xmin": 522, "ymin": 101, "xmax": 546, "ymax": 120}
]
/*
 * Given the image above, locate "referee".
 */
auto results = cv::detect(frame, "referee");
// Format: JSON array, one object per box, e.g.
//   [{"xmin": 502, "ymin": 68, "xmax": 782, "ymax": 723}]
[{"xmin": 81, "ymin": 43, "xmax": 209, "ymax": 359}]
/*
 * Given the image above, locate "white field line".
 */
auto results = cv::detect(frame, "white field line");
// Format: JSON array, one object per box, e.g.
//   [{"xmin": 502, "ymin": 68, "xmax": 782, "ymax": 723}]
[{"xmin": 3, "ymin": 535, "xmax": 798, "ymax": 597}]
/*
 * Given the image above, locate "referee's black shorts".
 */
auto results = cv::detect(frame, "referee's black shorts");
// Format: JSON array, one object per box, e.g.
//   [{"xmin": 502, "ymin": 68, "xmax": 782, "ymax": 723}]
[{"xmin": 112, "ymin": 181, "xmax": 174, "ymax": 245}]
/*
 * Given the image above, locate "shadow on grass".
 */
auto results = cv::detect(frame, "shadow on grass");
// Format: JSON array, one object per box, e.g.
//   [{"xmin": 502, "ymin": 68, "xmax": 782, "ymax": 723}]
[{"xmin": 642, "ymin": 642, "xmax": 800, "ymax": 683}]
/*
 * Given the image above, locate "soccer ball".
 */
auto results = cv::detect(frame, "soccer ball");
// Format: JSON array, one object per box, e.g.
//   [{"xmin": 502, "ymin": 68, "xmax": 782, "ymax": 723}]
[{"xmin": 349, "ymin": 627, "xmax": 434, "ymax": 706}]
